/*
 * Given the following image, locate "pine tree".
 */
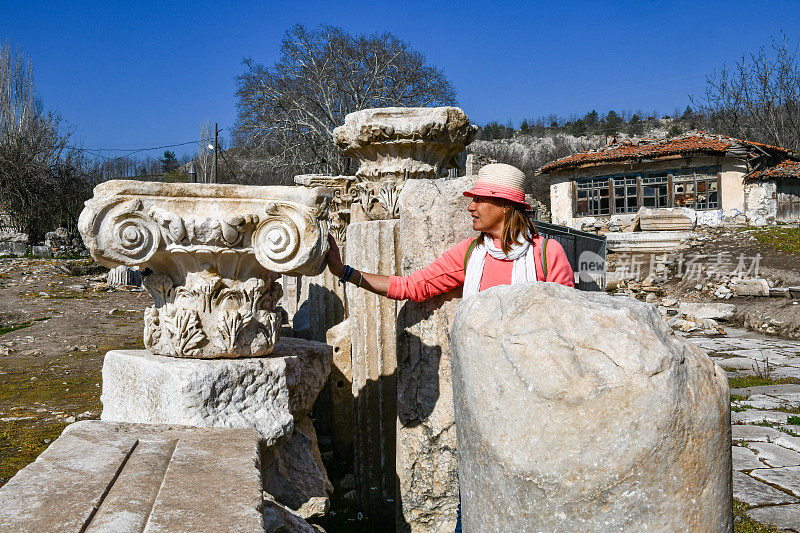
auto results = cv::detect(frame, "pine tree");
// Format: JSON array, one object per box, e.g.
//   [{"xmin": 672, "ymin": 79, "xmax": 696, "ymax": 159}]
[{"xmin": 160, "ymin": 150, "xmax": 180, "ymax": 173}]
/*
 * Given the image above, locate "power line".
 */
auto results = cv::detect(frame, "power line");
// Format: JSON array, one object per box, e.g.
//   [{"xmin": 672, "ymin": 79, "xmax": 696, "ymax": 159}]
[{"xmin": 68, "ymin": 140, "xmax": 201, "ymax": 160}]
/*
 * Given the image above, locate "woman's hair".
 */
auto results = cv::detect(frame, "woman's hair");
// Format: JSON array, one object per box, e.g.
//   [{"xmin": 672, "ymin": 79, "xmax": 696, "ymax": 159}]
[{"xmin": 481, "ymin": 201, "xmax": 538, "ymax": 254}]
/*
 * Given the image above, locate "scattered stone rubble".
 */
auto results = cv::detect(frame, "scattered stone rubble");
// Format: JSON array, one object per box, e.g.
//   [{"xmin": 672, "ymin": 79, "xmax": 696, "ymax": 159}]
[{"xmin": 0, "ymin": 227, "xmax": 88, "ymax": 258}]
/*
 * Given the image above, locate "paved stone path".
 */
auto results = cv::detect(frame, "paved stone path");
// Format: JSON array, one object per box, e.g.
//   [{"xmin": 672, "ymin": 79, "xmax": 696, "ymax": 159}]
[{"xmin": 686, "ymin": 329, "xmax": 800, "ymax": 531}]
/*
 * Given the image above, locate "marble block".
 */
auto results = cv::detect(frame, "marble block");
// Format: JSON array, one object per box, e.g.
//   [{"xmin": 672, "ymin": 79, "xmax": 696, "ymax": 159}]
[{"xmin": 100, "ymin": 337, "xmax": 331, "ymax": 446}]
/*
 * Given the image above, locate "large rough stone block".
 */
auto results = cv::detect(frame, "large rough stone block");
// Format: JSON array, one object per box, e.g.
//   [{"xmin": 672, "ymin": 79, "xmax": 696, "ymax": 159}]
[
  {"xmin": 0, "ymin": 421, "xmax": 264, "ymax": 532},
  {"xmin": 451, "ymin": 282, "xmax": 732, "ymax": 532},
  {"xmin": 100, "ymin": 337, "xmax": 331, "ymax": 446}
]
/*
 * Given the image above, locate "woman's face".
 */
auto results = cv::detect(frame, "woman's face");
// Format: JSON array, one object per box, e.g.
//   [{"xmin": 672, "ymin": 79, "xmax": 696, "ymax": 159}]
[{"xmin": 467, "ymin": 195, "xmax": 507, "ymax": 236}]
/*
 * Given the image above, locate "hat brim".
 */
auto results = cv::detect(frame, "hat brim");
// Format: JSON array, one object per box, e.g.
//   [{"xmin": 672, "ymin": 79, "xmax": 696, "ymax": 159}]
[{"xmin": 463, "ymin": 187, "xmax": 532, "ymax": 210}]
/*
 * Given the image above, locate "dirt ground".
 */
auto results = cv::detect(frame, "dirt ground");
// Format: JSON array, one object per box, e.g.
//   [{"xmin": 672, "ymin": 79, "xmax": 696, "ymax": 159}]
[{"xmin": 0, "ymin": 258, "xmax": 148, "ymax": 487}]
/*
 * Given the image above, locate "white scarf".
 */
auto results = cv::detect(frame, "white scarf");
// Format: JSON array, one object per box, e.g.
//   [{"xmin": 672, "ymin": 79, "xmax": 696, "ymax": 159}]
[{"xmin": 463, "ymin": 235, "xmax": 538, "ymax": 299}]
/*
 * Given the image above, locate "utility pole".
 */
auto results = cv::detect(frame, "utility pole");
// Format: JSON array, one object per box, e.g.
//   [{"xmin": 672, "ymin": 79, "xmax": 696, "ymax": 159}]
[{"xmin": 212, "ymin": 122, "xmax": 219, "ymax": 184}]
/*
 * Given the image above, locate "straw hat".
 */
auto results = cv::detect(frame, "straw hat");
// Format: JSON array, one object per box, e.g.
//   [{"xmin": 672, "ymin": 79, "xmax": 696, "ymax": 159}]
[{"xmin": 463, "ymin": 163, "xmax": 530, "ymax": 209}]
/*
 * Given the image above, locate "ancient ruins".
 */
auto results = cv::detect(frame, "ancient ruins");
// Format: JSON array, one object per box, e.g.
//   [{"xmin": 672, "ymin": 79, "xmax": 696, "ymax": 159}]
[{"xmin": 0, "ymin": 106, "xmax": 738, "ymax": 532}]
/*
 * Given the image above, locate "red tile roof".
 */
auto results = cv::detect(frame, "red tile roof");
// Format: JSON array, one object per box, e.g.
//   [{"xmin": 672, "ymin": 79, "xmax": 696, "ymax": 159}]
[
  {"xmin": 539, "ymin": 132, "xmax": 796, "ymax": 173},
  {"xmin": 747, "ymin": 159, "xmax": 800, "ymax": 181}
]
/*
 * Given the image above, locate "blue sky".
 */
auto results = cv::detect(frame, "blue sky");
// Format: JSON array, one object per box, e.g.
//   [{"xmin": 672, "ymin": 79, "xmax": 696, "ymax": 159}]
[{"xmin": 1, "ymin": 0, "xmax": 799, "ymax": 159}]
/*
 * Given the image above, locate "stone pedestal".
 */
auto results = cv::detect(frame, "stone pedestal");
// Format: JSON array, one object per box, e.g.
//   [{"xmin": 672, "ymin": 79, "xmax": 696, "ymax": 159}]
[
  {"xmin": 395, "ymin": 177, "xmax": 475, "ymax": 532},
  {"xmin": 451, "ymin": 282, "xmax": 733, "ymax": 532},
  {"xmin": 101, "ymin": 338, "xmax": 331, "ymax": 446},
  {"xmin": 347, "ymin": 219, "xmax": 400, "ymax": 522}
]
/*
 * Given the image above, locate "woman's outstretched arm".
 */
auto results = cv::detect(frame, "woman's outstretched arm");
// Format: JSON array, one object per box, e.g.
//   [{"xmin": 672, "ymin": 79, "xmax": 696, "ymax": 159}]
[
  {"xmin": 325, "ymin": 235, "xmax": 391, "ymax": 296},
  {"xmin": 325, "ymin": 234, "xmax": 472, "ymax": 302}
]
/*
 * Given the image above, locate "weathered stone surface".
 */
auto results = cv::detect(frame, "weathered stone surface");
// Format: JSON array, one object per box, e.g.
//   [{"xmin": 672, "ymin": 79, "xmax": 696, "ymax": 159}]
[
  {"xmin": 451, "ymin": 282, "xmax": 732, "ymax": 532},
  {"xmin": 605, "ymin": 230, "xmax": 690, "ymax": 253},
  {"xmin": 748, "ymin": 442, "xmax": 800, "ymax": 467},
  {"xmin": 394, "ymin": 176, "xmax": 475, "ymax": 532},
  {"xmin": 333, "ymin": 107, "xmax": 477, "ymax": 220},
  {"xmin": 679, "ymin": 301, "xmax": 736, "ymax": 321},
  {"xmin": 733, "ymin": 445, "xmax": 764, "ymax": 470},
  {"xmin": 347, "ymin": 219, "xmax": 400, "ymax": 519},
  {"xmin": 0, "ymin": 229, "xmax": 29, "ymax": 243},
  {"xmin": 0, "ymin": 421, "xmax": 264, "ymax": 532},
  {"xmin": 748, "ymin": 504, "xmax": 800, "ymax": 531},
  {"xmin": 638, "ymin": 207, "xmax": 697, "ymax": 231},
  {"xmin": 731, "ymin": 278, "xmax": 770, "ymax": 296},
  {"xmin": 107, "ymin": 265, "xmax": 142, "ymax": 287},
  {"xmin": 262, "ymin": 495, "xmax": 320, "ymax": 533},
  {"xmin": 295, "ymin": 174, "xmax": 356, "ymax": 244},
  {"xmin": 733, "ymin": 424, "xmax": 782, "ymax": 443},
  {"xmin": 733, "ymin": 471, "xmax": 798, "ymax": 506},
  {"xmin": 100, "ymin": 338, "xmax": 331, "ymax": 446},
  {"xmin": 31, "ymin": 245, "xmax": 52, "ymax": 258},
  {"xmin": 78, "ymin": 179, "xmax": 330, "ymax": 358},
  {"xmin": 751, "ymin": 466, "xmax": 800, "ymax": 495},
  {"xmin": 263, "ymin": 415, "xmax": 333, "ymax": 518},
  {"xmin": 0, "ymin": 241, "xmax": 28, "ymax": 256},
  {"xmin": 732, "ymin": 410, "xmax": 790, "ymax": 425},
  {"xmin": 326, "ymin": 318, "xmax": 354, "ymax": 458}
]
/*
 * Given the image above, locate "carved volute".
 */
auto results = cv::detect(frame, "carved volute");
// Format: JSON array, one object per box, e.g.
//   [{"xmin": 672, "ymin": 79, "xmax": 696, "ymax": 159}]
[{"xmin": 78, "ymin": 180, "xmax": 330, "ymax": 358}]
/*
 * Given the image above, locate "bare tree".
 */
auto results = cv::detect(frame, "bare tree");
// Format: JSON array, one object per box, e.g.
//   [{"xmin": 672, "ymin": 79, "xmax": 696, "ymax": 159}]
[
  {"xmin": 233, "ymin": 24, "xmax": 457, "ymax": 182},
  {"xmin": 0, "ymin": 44, "xmax": 71, "ymax": 240},
  {"xmin": 692, "ymin": 34, "xmax": 800, "ymax": 151}
]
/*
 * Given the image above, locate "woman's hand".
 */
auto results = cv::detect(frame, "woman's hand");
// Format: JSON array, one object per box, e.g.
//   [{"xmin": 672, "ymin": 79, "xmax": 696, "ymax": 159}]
[{"xmin": 326, "ymin": 234, "xmax": 344, "ymax": 278}]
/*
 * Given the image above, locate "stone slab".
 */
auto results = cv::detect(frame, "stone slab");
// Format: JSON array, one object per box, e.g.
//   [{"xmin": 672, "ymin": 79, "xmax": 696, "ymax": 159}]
[
  {"xmin": 751, "ymin": 466, "xmax": 800, "ymax": 496},
  {"xmin": 731, "ymin": 384, "xmax": 800, "ymax": 398},
  {"xmin": 0, "ymin": 421, "xmax": 264, "ymax": 532},
  {"xmin": 775, "ymin": 436, "xmax": 800, "ymax": 453},
  {"xmin": 100, "ymin": 338, "xmax": 331, "ymax": 445},
  {"xmin": 678, "ymin": 302, "xmax": 736, "ymax": 321},
  {"xmin": 733, "ymin": 471, "xmax": 798, "ymax": 506},
  {"xmin": 731, "ymin": 278, "xmax": 770, "ymax": 297},
  {"xmin": 732, "ymin": 410, "xmax": 790, "ymax": 425},
  {"xmin": 748, "ymin": 503, "xmax": 800, "ymax": 530},
  {"xmin": 740, "ymin": 394, "xmax": 783, "ymax": 410},
  {"xmin": 733, "ymin": 446, "xmax": 765, "ymax": 471},
  {"xmin": 732, "ymin": 424, "xmax": 783, "ymax": 442},
  {"xmin": 749, "ymin": 442, "xmax": 800, "ymax": 467}
]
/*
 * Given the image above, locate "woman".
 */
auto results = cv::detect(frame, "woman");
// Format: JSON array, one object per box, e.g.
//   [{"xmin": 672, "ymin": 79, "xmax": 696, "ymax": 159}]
[{"xmin": 326, "ymin": 163, "xmax": 575, "ymax": 298}]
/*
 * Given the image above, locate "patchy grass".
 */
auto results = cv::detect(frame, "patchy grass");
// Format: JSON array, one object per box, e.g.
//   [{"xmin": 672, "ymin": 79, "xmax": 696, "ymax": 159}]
[
  {"xmin": 788, "ymin": 416, "xmax": 800, "ymax": 425},
  {"xmin": 0, "ymin": 420, "xmax": 68, "ymax": 488},
  {"xmin": 731, "ymin": 405, "xmax": 753, "ymax": 412},
  {"xmin": 741, "ymin": 226, "xmax": 800, "ymax": 255},
  {"xmin": 728, "ymin": 375, "xmax": 800, "ymax": 389},
  {"xmin": 734, "ymin": 499, "xmax": 780, "ymax": 532},
  {"xmin": 18, "ymin": 289, "xmax": 99, "ymax": 300},
  {"xmin": 0, "ymin": 316, "xmax": 49, "ymax": 336}
]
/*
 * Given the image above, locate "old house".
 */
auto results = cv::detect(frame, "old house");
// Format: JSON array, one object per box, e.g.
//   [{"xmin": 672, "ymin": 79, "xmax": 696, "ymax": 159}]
[{"xmin": 541, "ymin": 132, "xmax": 800, "ymax": 228}]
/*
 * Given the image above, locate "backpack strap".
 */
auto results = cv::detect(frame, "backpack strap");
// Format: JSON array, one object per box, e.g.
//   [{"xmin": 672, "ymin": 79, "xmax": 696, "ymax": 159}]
[
  {"xmin": 463, "ymin": 238, "xmax": 480, "ymax": 271},
  {"xmin": 540, "ymin": 238, "xmax": 549, "ymax": 281}
]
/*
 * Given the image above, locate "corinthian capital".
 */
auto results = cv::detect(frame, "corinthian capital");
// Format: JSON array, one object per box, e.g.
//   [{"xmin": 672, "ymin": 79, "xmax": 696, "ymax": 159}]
[{"xmin": 332, "ymin": 107, "xmax": 477, "ymax": 219}]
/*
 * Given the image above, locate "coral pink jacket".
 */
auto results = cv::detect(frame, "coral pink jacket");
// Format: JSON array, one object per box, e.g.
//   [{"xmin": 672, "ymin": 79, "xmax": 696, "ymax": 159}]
[{"xmin": 387, "ymin": 235, "xmax": 575, "ymax": 302}]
